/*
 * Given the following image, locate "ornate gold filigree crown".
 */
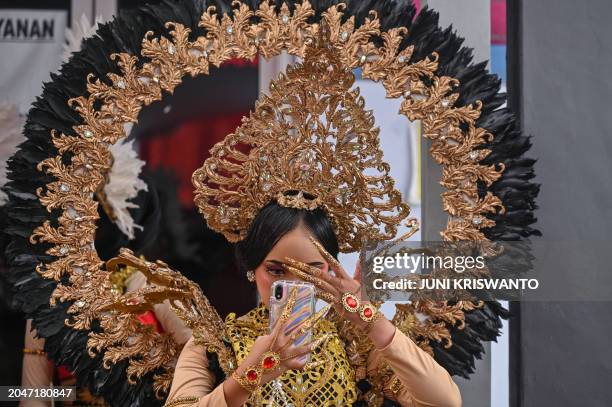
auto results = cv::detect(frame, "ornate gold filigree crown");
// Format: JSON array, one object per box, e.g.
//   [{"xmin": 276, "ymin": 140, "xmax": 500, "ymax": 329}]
[{"xmin": 192, "ymin": 45, "xmax": 410, "ymax": 252}]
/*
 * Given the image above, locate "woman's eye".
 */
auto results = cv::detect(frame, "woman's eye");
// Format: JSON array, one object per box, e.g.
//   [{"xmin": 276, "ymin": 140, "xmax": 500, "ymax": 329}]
[{"xmin": 266, "ymin": 268, "xmax": 285, "ymax": 276}]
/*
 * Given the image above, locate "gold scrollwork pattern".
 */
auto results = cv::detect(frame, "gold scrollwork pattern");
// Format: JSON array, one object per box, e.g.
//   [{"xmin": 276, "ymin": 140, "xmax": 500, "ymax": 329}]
[{"xmin": 30, "ymin": 0, "xmax": 505, "ymax": 399}]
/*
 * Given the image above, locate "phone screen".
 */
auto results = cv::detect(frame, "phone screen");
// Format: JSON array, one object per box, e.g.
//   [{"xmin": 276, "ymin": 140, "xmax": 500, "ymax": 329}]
[{"xmin": 269, "ymin": 280, "xmax": 316, "ymax": 363}]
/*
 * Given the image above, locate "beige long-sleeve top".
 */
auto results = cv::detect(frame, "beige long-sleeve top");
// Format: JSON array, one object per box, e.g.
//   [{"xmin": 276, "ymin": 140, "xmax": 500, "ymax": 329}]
[{"xmin": 167, "ymin": 328, "xmax": 461, "ymax": 407}]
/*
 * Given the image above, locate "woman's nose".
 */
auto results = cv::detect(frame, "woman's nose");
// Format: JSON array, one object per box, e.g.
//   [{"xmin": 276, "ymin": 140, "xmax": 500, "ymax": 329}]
[{"xmin": 282, "ymin": 273, "xmax": 300, "ymax": 282}]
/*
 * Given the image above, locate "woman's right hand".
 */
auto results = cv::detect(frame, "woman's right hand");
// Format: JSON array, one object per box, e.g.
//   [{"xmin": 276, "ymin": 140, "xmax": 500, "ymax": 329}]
[
  {"xmin": 223, "ymin": 291, "xmax": 329, "ymax": 406},
  {"xmin": 234, "ymin": 317, "xmax": 312, "ymax": 381}
]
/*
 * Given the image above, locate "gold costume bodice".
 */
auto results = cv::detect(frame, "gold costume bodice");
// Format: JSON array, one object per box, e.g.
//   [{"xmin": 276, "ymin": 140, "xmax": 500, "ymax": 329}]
[{"xmin": 225, "ymin": 305, "xmax": 358, "ymax": 406}]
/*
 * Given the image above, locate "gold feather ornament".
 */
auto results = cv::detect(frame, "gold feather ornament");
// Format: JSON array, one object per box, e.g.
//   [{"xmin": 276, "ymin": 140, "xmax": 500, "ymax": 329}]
[{"xmin": 193, "ymin": 44, "xmax": 411, "ymax": 252}]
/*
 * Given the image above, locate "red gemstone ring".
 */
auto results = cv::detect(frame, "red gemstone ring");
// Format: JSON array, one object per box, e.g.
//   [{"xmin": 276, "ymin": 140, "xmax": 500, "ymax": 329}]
[
  {"xmin": 261, "ymin": 351, "xmax": 281, "ymax": 371},
  {"xmin": 342, "ymin": 292, "xmax": 360, "ymax": 313},
  {"xmin": 359, "ymin": 303, "xmax": 377, "ymax": 322}
]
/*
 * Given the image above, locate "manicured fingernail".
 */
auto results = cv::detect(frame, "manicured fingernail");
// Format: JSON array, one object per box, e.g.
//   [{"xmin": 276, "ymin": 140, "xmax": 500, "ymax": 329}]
[
  {"xmin": 304, "ymin": 361, "xmax": 324, "ymax": 370},
  {"xmin": 311, "ymin": 334, "xmax": 331, "ymax": 349}
]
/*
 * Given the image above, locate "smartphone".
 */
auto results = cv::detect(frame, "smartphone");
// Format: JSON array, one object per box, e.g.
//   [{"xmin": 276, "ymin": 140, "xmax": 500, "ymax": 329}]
[{"xmin": 269, "ymin": 280, "xmax": 316, "ymax": 363}]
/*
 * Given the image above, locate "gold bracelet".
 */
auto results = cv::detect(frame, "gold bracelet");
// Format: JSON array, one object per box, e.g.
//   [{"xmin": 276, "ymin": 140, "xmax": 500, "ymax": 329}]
[
  {"xmin": 358, "ymin": 303, "xmax": 378, "ymax": 322},
  {"xmin": 370, "ymin": 312, "xmax": 384, "ymax": 329},
  {"xmin": 231, "ymin": 368, "xmax": 261, "ymax": 393},
  {"xmin": 163, "ymin": 396, "xmax": 200, "ymax": 407},
  {"xmin": 23, "ymin": 348, "xmax": 46, "ymax": 356},
  {"xmin": 361, "ymin": 309, "xmax": 384, "ymax": 333},
  {"xmin": 231, "ymin": 349, "xmax": 283, "ymax": 393}
]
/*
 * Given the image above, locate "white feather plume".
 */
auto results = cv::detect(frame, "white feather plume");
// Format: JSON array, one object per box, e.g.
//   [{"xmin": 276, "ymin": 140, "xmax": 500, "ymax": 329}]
[
  {"xmin": 65, "ymin": 15, "xmax": 148, "ymax": 240},
  {"xmin": 105, "ymin": 139, "xmax": 148, "ymax": 240},
  {"xmin": 0, "ymin": 103, "xmax": 26, "ymax": 205},
  {"xmin": 63, "ymin": 14, "xmax": 102, "ymax": 61}
]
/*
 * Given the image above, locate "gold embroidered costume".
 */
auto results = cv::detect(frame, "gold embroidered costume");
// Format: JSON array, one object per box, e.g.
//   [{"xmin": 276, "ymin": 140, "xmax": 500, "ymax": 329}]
[{"xmin": 225, "ymin": 306, "xmax": 358, "ymax": 406}]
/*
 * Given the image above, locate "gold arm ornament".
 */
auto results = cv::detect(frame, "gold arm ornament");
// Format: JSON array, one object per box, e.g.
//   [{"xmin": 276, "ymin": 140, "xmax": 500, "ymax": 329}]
[
  {"xmin": 103, "ymin": 248, "xmax": 237, "ymax": 375},
  {"xmin": 23, "ymin": 348, "xmax": 47, "ymax": 356},
  {"xmin": 163, "ymin": 396, "xmax": 200, "ymax": 407},
  {"xmin": 59, "ymin": 249, "xmax": 235, "ymax": 399}
]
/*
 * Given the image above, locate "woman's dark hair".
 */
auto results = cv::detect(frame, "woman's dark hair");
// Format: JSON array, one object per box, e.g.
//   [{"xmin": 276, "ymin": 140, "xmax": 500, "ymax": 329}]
[{"xmin": 234, "ymin": 202, "xmax": 339, "ymax": 274}]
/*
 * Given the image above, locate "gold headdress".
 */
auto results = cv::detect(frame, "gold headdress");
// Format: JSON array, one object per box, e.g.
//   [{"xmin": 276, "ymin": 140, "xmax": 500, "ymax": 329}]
[{"xmin": 192, "ymin": 45, "xmax": 410, "ymax": 252}]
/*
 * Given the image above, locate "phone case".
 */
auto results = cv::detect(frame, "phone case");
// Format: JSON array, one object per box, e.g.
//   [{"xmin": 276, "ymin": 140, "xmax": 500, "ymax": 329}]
[{"xmin": 269, "ymin": 280, "xmax": 316, "ymax": 363}]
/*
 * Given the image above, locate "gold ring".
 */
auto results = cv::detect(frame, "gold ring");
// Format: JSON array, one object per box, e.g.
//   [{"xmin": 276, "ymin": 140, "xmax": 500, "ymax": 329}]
[
  {"xmin": 261, "ymin": 351, "xmax": 281, "ymax": 371},
  {"xmin": 341, "ymin": 292, "xmax": 360, "ymax": 313}
]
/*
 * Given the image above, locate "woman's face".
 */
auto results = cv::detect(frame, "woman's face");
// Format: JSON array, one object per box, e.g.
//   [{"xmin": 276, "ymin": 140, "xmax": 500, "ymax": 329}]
[{"xmin": 254, "ymin": 221, "xmax": 329, "ymax": 306}]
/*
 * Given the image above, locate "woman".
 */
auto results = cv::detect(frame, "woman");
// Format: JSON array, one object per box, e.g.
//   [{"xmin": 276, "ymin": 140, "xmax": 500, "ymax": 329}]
[
  {"xmin": 156, "ymin": 43, "xmax": 464, "ymax": 406},
  {"xmin": 166, "ymin": 203, "xmax": 461, "ymax": 407}
]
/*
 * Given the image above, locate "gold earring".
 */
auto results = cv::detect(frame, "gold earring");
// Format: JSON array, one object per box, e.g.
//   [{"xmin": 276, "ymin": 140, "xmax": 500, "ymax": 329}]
[{"xmin": 246, "ymin": 270, "xmax": 255, "ymax": 282}]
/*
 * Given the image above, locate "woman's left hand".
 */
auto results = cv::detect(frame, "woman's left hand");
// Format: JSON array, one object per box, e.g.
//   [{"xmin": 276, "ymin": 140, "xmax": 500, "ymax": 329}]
[{"xmin": 282, "ymin": 236, "xmax": 380, "ymax": 332}]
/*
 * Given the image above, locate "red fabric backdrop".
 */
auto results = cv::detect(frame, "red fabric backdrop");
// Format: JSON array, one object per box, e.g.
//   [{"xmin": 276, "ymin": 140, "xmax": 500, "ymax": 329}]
[
  {"xmin": 140, "ymin": 112, "xmax": 248, "ymax": 208},
  {"xmin": 491, "ymin": 0, "xmax": 507, "ymax": 45}
]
